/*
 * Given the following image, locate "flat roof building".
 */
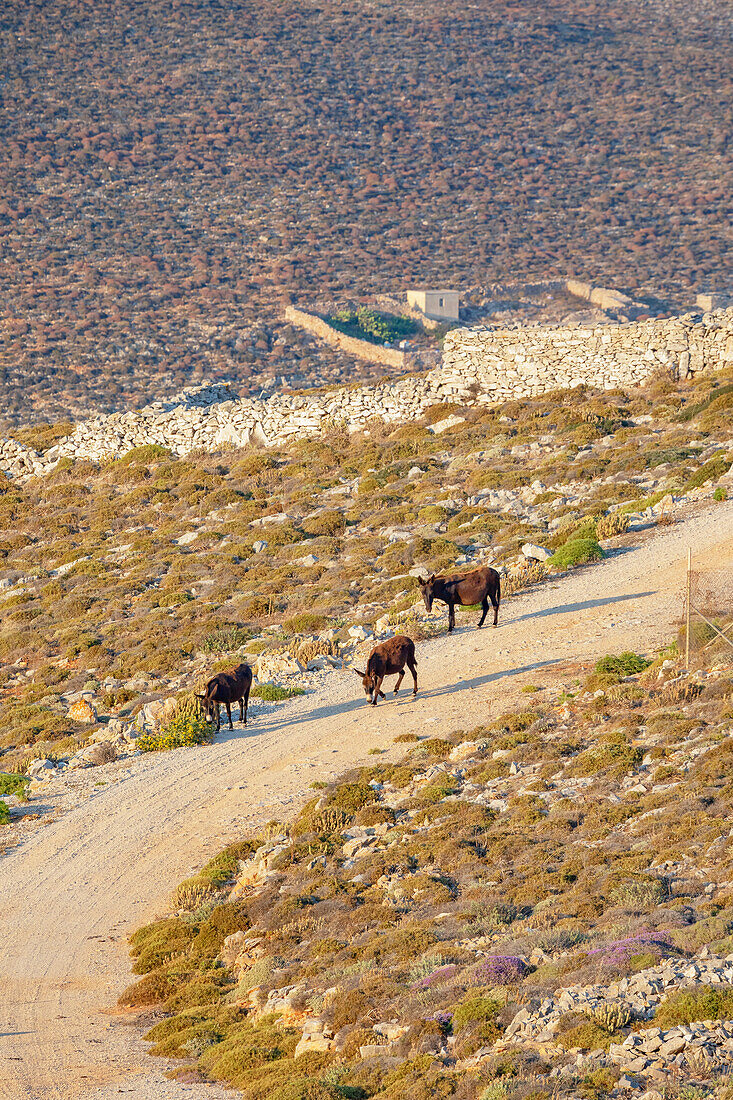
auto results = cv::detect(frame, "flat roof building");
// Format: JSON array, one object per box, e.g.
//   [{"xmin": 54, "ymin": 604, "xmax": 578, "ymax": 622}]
[{"xmin": 407, "ymin": 288, "xmax": 460, "ymax": 322}]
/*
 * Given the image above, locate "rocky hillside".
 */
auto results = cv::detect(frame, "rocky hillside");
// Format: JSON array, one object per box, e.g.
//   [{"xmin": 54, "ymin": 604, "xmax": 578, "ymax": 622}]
[
  {"xmin": 117, "ymin": 645, "xmax": 733, "ymax": 1100},
  {"xmin": 0, "ymin": 368, "xmax": 731, "ymax": 791},
  {"xmin": 3, "ymin": 0, "xmax": 733, "ymax": 421}
]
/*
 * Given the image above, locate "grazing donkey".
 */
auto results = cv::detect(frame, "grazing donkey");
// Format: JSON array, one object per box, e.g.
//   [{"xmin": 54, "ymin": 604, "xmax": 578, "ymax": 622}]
[
  {"xmin": 196, "ymin": 662, "xmax": 253, "ymax": 732},
  {"xmin": 354, "ymin": 635, "xmax": 418, "ymax": 706},
  {"xmin": 418, "ymin": 565, "xmax": 501, "ymax": 633}
]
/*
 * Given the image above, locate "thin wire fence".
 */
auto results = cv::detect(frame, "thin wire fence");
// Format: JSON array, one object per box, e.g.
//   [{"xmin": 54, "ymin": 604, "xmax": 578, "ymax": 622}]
[{"xmin": 684, "ymin": 551, "xmax": 733, "ymax": 664}]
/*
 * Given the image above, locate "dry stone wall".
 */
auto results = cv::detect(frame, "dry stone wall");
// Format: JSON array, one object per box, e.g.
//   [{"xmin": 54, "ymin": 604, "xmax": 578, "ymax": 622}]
[
  {"xmin": 1, "ymin": 307, "xmax": 732, "ymax": 483},
  {"xmin": 437, "ymin": 307, "xmax": 733, "ymax": 404},
  {"xmin": 284, "ymin": 306, "xmax": 408, "ymax": 369}
]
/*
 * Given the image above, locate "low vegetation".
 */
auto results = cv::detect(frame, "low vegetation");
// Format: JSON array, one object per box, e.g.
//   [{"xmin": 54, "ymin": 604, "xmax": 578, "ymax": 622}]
[
  {"xmin": 0, "ymin": 368, "xmax": 729, "ymax": 774},
  {"xmin": 119, "ymin": 646, "xmax": 733, "ymax": 1099},
  {"xmin": 327, "ymin": 308, "xmax": 419, "ymax": 346}
]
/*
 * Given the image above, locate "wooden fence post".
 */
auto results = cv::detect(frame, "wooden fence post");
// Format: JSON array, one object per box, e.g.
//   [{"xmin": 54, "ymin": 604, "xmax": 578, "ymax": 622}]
[{"xmin": 682, "ymin": 545, "xmax": 686, "ymax": 664}]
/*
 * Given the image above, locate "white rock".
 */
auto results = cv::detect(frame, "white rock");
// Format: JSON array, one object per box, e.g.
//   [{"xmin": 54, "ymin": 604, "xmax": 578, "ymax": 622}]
[{"xmin": 521, "ymin": 542, "xmax": 551, "ymax": 562}]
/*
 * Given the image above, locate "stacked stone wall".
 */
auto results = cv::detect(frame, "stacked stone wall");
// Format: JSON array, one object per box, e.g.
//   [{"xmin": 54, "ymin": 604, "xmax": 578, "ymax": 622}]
[
  {"xmin": 284, "ymin": 306, "xmax": 408, "ymax": 369},
  {"xmin": 436, "ymin": 307, "xmax": 733, "ymax": 403},
  {"xmin": 1, "ymin": 307, "xmax": 732, "ymax": 483}
]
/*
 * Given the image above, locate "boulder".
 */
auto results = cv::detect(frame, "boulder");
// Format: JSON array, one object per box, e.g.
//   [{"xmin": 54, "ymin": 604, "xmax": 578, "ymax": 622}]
[
  {"xmin": 68, "ymin": 699, "xmax": 97, "ymax": 724},
  {"xmin": 255, "ymin": 653, "xmax": 303, "ymax": 679},
  {"xmin": 348, "ymin": 625, "xmax": 373, "ymax": 642},
  {"xmin": 449, "ymin": 740, "xmax": 483, "ymax": 762},
  {"xmin": 28, "ymin": 757, "xmax": 56, "ymax": 778},
  {"xmin": 428, "ymin": 414, "xmax": 466, "ymax": 435},
  {"xmin": 252, "ymin": 540, "xmax": 268, "ymax": 553},
  {"xmin": 521, "ymin": 542, "xmax": 551, "ymax": 562},
  {"xmin": 77, "ymin": 741, "xmax": 117, "ymax": 767}
]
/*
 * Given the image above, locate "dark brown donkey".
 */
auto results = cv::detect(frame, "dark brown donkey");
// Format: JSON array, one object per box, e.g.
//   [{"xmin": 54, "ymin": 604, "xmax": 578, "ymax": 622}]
[
  {"xmin": 418, "ymin": 565, "xmax": 501, "ymax": 633},
  {"xmin": 354, "ymin": 635, "xmax": 418, "ymax": 706},
  {"xmin": 196, "ymin": 663, "xmax": 253, "ymax": 732}
]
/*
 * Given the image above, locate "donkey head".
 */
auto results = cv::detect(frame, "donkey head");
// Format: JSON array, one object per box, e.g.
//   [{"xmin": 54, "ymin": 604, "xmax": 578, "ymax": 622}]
[
  {"xmin": 417, "ymin": 573, "xmax": 437, "ymax": 612},
  {"xmin": 353, "ymin": 667, "xmax": 377, "ymax": 705},
  {"xmin": 195, "ymin": 691, "xmax": 218, "ymax": 724}
]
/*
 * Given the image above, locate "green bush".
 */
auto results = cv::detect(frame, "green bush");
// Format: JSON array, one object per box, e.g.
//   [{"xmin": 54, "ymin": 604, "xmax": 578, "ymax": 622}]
[
  {"xmin": 610, "ymin": 878, "xmax": 666, "ymax": 910},
  {"xmin": 654, "ymin": 984, "xmax": 733, "ymax": 1027},
  {"xmin": 137, "ymin": 713, "xmax": 214, "ymax": 752},
  {"xmin": 0, "ymin": 800, "xmax": 9, "ymax": 825},
  {"xmin": 328, "ymin": 307, "xmax": 417, "ymax": 346},
  {"xmin": 0, "ymin": 773, "xmax": 29, "ymax": 798},
  {"xmin": 549, "ymin": 538, "xmax": 603, "ymax": 569},
  {"xmin": 452, "ymin": 991, "xmax": 502, "ymax": 1032},
  {"xmin": 714, "ymin": 486, "xmax": 728, "ymax": 502},
  {"xmin": 202, "ymin": 627, "xmax": 252, "ymax": 654},
  {"xmin": 594, "ymin": 652, "xmax": 652, "ymax": 679},
  {"xmin": 683, "ymin": 454, "xmax": 730, "ymax": 491},
  {"xmin": 251, "ymin": 683, "xmax": 305, "ymax": 702}
]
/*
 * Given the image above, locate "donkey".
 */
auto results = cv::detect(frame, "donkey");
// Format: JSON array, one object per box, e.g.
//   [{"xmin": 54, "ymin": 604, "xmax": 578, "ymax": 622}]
[
  {"xmin": 354, "ymin": 635, "xmax": 418, "ymax": 706},
  {"xmin": 196, "ymin": 662, "xmax": 253, "ymax": 732},
  {"xmin": 418, "ymin": 565, "xmax": 501, "ymax": 633}
]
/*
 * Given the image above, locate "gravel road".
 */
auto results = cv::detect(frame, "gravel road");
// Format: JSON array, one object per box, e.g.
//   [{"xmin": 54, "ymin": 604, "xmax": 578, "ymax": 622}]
[{"xmin": 1, "ymin": 500, "xmax": 731, "ymax": 1100}]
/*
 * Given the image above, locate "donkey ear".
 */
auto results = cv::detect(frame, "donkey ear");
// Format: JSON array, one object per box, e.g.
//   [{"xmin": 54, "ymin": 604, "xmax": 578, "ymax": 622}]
[
  {"xmin": 353, "ymin": 668, "xmax": 366, "ymax": 677},
  {"xmin": 429, "ymin": 574, "xmax": 436, "ymax": 582},
  {"xmin": 417, "ymin": 576, "xmax": 426, "ymax": 586},
  {"xmin": 194, "ymin": 693, "xmax": 205, "ymax": 700}
]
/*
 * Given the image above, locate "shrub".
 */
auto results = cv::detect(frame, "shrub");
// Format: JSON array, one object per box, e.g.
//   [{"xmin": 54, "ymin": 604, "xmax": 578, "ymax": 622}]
[
  {"xmin": 0, "ymin": 800, "xmax": 9, "ymax": 825},
  {"xmin": 251, "ymin": 683, "xmax": 305, "ymax": 701},
  {"xmin": 471, "ymin": 956, "xmax": 527, "ymax": 986},
  {"xmin": 596, "ymin": 512, "xmax": 630, "ymax": 539},
  {"xmin": 714, "ymin": 486, "xmax": 728, "ymax": 502},
  {"xmin": 570, "ymin": 730, "xmax": 642, "ymax": 778},
  {"xmin": 302, "ymin": 510, "xmax": 345, "ymax": 537},
  {"xmin": 202, "ymin": 627, "xmax": 252, "ymax": 654},
  {"xmin": 137, "ymin": 713, "xmax": 214, "ymax": 752},
  {"xmin": 452, "ymin": 992, "xmax": 502, "ymax": 1033},
  {"xmin": 683, "ymin": 454, "xmax": 730, "ymax": 491},
  {"xmin": 548, "ymin": 538, "xmax": 603, "ymax": 569},
  {"xmin": 328, "ymin": 307, "xmax": 417, "ymax": 345},
  {"xmin": 593, "ymin": 652, "xmax": 652, "ymax": 683},
  {"xmin": 556, "ymin": 1013, "xmax": 621, "ymax": 1051},
  {"xmin": 654, "ymin": 984, "xmax": 733, "ymax": 1027},
  {"xmin": 0, "ymin": 773, "xmax": 29, "ymax": 798},
  {"xmin": 129, "ymin": 917, "xmax": 196, "ymax": 974},
  {"xmin": 589, "ymin": 931, "xmax": 675, "ymax": 967},
  {"xmin": 328, "ymin": 780, "xmax": 374, "ymax": 814},
  {"xmin": 282, "ymin": 612, "xmax": 330, "ymax": 635},
  {"xmin": 612, "ymin": 882, "xmax": 666, "ymax": 920}
]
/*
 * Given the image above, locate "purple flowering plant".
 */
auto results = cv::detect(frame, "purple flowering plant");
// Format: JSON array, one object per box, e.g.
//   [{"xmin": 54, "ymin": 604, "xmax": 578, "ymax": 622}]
[{"xmin": 472, "ymin": 955, "xmax": 527, "ymax": 986}]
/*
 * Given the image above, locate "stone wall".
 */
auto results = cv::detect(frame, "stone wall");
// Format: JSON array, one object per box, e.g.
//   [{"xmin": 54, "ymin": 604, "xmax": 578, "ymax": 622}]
[
  {"xmin": 1, "ymin": 306, "xmax": 732, "ymax": 484},
  {"xmin": 436, "ymin": 307, "xmax": 733, "ymax": 404},
  {"xmin": 284, "ymin": 306, "xmax": 408, "ymax": 369}
]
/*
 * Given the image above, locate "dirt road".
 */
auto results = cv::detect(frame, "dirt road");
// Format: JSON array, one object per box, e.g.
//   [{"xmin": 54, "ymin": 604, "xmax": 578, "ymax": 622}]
[{"xmin": 1, "ymin": 502, "xmax": 731, "ymax": 1100}]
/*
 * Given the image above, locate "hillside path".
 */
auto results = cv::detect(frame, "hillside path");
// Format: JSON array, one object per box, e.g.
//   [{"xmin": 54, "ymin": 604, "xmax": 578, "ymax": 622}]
[{"xmin": 1, "ymin": 501, "xmax": 732, "ymax": 1100}]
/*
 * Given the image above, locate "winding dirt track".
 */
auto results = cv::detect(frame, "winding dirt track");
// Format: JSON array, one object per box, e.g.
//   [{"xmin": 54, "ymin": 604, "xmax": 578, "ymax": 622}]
[{"xmin": 1, "ymin": 502, "xmax": 732, "ymax": 1100}]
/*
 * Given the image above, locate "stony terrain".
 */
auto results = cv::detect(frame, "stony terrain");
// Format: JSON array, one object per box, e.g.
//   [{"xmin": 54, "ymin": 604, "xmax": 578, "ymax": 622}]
[
  {"xmin": 3, "ymin": 0, "xmax": 733, "ymax": 421},
  {"xmin": 0, "ymin": 306, "xmax": 731, "ymax": 483},
  {"xmin": 1, "ymin": 499, "xmax": 731, "ymax": 1100},
  {"xmin": 95, "ymin": 514, "xmax": 733, "ymax": 1100}
]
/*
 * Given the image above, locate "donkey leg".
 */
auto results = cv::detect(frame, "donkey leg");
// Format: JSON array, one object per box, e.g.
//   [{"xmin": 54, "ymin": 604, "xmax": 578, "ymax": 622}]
[
  {"xmin": 239, "ymin": 698, "xmax": 244, "ymax": 721},
  {"xmin": 478, "ymin": 597, "xmax": 489, "ymax": 628},
  {"xmin": 243, "ymin": 691, "xmax": 249, "ymax": 726},
  {"xmin": 448, "ymin": 601, "xmax": 455, "ymax": 633},
  {"xmin": 393, "ymin": 670, "xmax": 405, "ymax": 694},
  {"xmin": 373, "ymin": 676, "xmax": 383, "ymax": 705},
  {"xmin": 226, "ymin": 701, "xmax": 233, "ymax": 730},
  {"xmin": 492, "ymin": 595, "xmax": 499, "ymax": 627},
  {"xmin": 216, "ymin": 704, "xmax": 221, "ymax": 733},
  {"xmin": 408, "ymin": 658, "xmax": 418, "ymax": 695}
]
